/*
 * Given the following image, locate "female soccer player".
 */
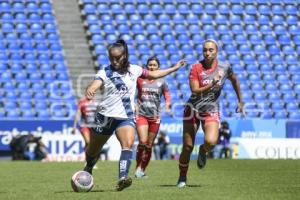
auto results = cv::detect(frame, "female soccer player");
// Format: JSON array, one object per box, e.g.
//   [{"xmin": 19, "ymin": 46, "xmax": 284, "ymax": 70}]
[
  {"xmin": 82, "ymin": 39, "xmax": 186, "ymax": 191},
  {"xmin": 72, "ymin": 97, "xmax": 97, "ymax": 150},
  {"xmin": 135, "ymin": 56, "xmax": 171, "ymax": 178},
  {"xmin": 177, "ymin": 39, "xmax": 244, "ymax": 188}
]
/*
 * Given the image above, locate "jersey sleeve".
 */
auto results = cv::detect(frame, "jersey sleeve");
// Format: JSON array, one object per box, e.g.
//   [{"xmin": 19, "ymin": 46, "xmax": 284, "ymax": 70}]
[
  {"xmin": 94, "ymin": 70, "xmax": 106, "ymax": 82},
  {"xmin": 189, "ymin": 64, "xmax": 199, "ymax": 81},
  {"xmin": 131, "ymin": 65, "xmax": 149, "ymax": 78}
]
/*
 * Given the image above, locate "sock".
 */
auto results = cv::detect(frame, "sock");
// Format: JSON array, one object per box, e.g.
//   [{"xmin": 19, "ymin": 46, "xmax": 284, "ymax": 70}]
[
  {"xmin": 179, "ymin": 162, "xmax": 189, "ymax": 179},
  {"xmin": 119, "ymin": 149, "xmax": 133, "ymax": 179},
  {"xmin": 136, "ymin": 144, "xmax": 145, "ymax": 169},
  {"xmin": 85, "ymin": 153, "xmax": 99, "ymax": 168},
  {"xmin": 141, "ymin": 145, "xmax": 152, "ymax": 171}
]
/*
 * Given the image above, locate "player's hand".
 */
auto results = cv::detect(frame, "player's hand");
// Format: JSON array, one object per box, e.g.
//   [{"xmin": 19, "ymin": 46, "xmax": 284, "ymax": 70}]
[
  {"xmin": 174, "ymin": 59, "xmax": 186, "ymax": 69},
  {"xmin": 85, "ymin": 89, "xmax": 96, "ymax": 99},
  {"xmin": 212, "ymin": 75, "xmax": 222, "ymax": 86},
  {"xmin": 236, "ymin": 102, "xmax": 245, "ymax": 116},
  {"xmin": 165, "ymin": 104, "xmax": 171, "ymax": 114}
]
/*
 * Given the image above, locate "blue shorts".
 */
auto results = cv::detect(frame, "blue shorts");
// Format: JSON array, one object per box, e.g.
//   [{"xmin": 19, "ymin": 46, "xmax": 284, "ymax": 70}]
[{"xmin": 91, "ymin": 113, "xmax": 136, "ymax": 135}]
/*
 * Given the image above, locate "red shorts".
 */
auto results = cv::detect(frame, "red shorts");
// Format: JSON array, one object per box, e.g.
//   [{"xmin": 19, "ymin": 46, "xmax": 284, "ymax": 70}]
[
  {"xmin": 80, "ymin": 127, "xmax": 91, "ymax": 137},
  {"xmin": 183, "ymin": 105, "xmax": 220, "ymax": 126},
  {"xmin": 136, "ymin": 115, "xmax": 160, "ymax": 134}
]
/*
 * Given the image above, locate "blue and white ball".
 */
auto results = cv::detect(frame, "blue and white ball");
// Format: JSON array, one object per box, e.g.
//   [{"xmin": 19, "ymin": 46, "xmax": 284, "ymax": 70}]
[{"xmin": 71, "ymin": 171, "xmax": 94, "ymax": 192}]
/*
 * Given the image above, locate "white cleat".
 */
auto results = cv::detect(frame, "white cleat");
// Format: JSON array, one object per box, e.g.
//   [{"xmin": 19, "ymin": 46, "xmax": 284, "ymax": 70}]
[{"xmin": 177, "ymin": 181, "xmax": 186, "ymax": 188}]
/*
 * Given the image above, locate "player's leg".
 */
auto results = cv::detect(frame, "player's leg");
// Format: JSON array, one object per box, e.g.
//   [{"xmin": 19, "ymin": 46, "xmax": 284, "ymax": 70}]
[
  {"xmin": 84, "ymin": 128, "xmax": 111, "ymax": 174},
  {"xmin": 135, "ymin": 115, "xmax": 149, "ymax": 171},
  {"xmin": 197, "ymin": 119, "xmax": 219, "ymax": 169},
  {"xmin": 80, "ymin": 127, "xmax": 91, "ymax": 150},
  {"xmin": 115, "ymin": 122, "xmax": 136, "ymax": 191},
  {"xmin": 140, "ymin": 118, "xmax": 160, "ymax": 173},
  {"xmin": 177, "ymin": 106, "xmax": 200, "ymax": 188}
]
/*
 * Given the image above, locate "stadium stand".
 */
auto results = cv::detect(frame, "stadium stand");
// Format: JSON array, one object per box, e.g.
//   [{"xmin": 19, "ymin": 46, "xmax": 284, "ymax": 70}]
[
  {"xmin": 0, "ymin": 0, "xmax": 76, "ymax": 119},
  {"xmin": 78, "ymin": 0, "xmax": 299, "ymax": 119}
]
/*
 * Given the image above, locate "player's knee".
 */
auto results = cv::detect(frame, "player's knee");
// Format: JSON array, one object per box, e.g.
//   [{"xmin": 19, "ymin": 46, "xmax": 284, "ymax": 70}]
[{"xmin": 205, "ymin": 137, "xmax": 218, "ymax": 147}]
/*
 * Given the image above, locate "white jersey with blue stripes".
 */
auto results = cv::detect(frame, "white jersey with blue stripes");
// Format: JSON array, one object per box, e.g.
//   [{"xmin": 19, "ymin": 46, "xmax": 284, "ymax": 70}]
[{"xmin": 94, "ymin": 64, "xmax": 146, "ymax": 119}]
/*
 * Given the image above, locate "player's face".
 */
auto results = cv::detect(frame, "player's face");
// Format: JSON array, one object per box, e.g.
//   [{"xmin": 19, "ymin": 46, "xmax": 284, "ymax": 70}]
[
  {"xmin": 147, "ymin": 60, "xmax": 159, "ymax": 71},
  {"xmin": 109, "ymin": 47, "xmax": 126, "ymax": 70},
  {"xmin": 203, "ymin": 42, "xmax": 218, "ymax": 61}
]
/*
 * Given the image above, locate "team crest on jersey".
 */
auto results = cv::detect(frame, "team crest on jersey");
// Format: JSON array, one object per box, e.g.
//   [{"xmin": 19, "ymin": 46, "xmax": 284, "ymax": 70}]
[{"xmin": 156, "ymin": 82, "xmax": 162, "ymax": 87}]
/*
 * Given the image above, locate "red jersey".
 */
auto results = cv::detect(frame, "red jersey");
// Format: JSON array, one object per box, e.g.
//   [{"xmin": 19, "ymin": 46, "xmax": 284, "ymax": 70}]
[
  {"xmin": 78, "ymin": 98, "xmax": 97, "ymax": 126},
  {"xmin": 187, "ymin": 59, "xmax": 233, "ymax": 113},
  {"xmin": 137, "ymin": 78, "xmax": 171, "ymax": 118}
]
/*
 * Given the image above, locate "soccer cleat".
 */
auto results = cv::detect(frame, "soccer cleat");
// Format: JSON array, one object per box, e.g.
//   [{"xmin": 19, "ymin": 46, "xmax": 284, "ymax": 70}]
[
  {"xmin": 115, "ymin": 177, "xmax": 132, "ymax": 191},
  {"xmin": 177, "ymin": 176, "xmax": 187, "ymax": 188},
  {"xmin": 177, "ymin": 181, "xmax": 187, "ymax": 188},
  {"xmin": 197, "ymin": 150, "xmax": 207, "ymax": 169},
  {"xmin": 135, "ymin": 169, "xmax": 148, "ymax": 179}
]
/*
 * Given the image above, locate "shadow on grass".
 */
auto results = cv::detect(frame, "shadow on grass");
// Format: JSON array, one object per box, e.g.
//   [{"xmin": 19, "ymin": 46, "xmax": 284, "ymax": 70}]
[
  {"xmin": 54, "ymin": 189, "xmax": 116, "ymax": 193},
  {"xmin": 159, "ymin": 184, "xmax": 202, "ymax": 188}
]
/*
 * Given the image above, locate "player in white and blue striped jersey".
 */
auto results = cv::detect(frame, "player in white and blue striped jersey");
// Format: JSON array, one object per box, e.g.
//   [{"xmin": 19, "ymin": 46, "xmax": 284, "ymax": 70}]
[{"xmin": 83, "ymin": 39, "xmax": 186, "ymax": 191}]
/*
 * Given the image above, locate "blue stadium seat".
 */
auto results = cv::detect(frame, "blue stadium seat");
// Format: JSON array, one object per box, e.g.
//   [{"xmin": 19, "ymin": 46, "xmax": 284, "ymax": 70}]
[
  {"xmin": 137, "ymin": 4, "xmax": 149, "ymax": 14},
  {"xmin": 272, "ymin": 5, "xmax": 284, "ymax": 15},
  {"xmin": 224, "ymin": 44, "xmax": 237, "ymax": 54},
  {"xmin": 175, "ymin": 24, "xmax": 187, "ymax": 34},
  {"xmin": 191, "ymin": 4, "xmax": 202, "ymax": 14},
  {"xmin": 173, "ymin": 14, "xmax": 185, "ymax": 24},
  {"xmin": 239, "ymin": 44, "xmax": 251, "ymax": 54},
  {"xmin": 229, "ymin": 15, "xmax": 241, "ymax": 24},
  {"xmin": 232, "ymin": 4, "xmax": 243, "ymax": 14},
  {"xmin": 151, "ymin": 4, "xmax": 163, "ymax": 15},
  {"xmin": 283, "ymin": 93, "xmax": 296, "ymax": 102},
  {"xmin": 217, "ymin": 25, "xmax": 229, "ymax": 34},
  {"xmin": 274, "ymin": 25, "xmax": 287, "ymax": 35},
  {"xmin": 178, "ymin": 4, "xmax": 189, "ymax": 14},
  {"xmin": 218, "ymin": 4, "xmax": 230, "ymax": 14},
  {"xmin": 231, "ymin": 25, "xmax": 243, "ymax": 34},
  {"xmin": 244, "ymin": 15, "xmax": 256, "ymax": 24},
  {"xmin": 160, "ymin": 24, "xmax": 172, "ymax": 34},
  {"xmin": 215, "ymin": 15, "xmax": 227, "ymax": 24},
  {"xmin": 144, "ymin": 14, "xmax": 156, "ymax": 24},
  {"xmin": 186, "ymin": 14, "xmax": 199, "ymax": 24},
  {"xmin": 285, "ymin": 55, "xmax": 298, "ymax": 65},
  {"xmin": 285, "ymin": 5, "xmax": 297, "ymax": 15},
  {"xmin": 289, "ymin": 112, "xmax": 300, "ymax": 120},
  {"xmin": 274, "ymin": 112, "xmax": 287, "ymax": 119},
  {"xmin": 257, "ymin": 15, "xmax": 269, "ymax": 25},
  {"xmin": 260, "ymin": 25, "xmax": 273, "ymax": 35},
  {"xmin": 288, "ymin": 25, "xmax": 300, "ymax": 36},
  {"xmin": 292, "ymin": 74, "xmax": 300, "ymax": 84},
  {"xmin": 200, "ymin": 14, "xmax": 213, "ymax": 24}
]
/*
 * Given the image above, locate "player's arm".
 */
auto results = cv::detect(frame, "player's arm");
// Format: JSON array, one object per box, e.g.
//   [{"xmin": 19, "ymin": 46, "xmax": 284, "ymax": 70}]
[
  {"xmin": 190, "ymin": 76, "xmax": 220, "ymax": 95},
  {"xmin": 85, "ymin": 79, "xmax": 103, "ymax": 99},
  {"xmin": 228, "ymin": 73, "xmax": 244, "ymax": 114},
  {"xmin": 147, "ymin": 60, "xmax": 186, "ymax": 79},
  {"xmin": 71, "ymin": 107, "xmax": 81, "ymax": 134},
  {"xmin": 162, "ymin": 84, "xmax": 171, "ymax": 113}
]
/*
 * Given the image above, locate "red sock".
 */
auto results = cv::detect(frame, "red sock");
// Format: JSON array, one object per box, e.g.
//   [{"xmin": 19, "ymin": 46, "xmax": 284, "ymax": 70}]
[
  {"xmin": 179, "ymin": 162, "xmax": 189, "ymax": 177},
  {"xmin": 141, "ymin": 145, "xmax": 152, "ymax": 171},
  {"xmin": 136, "ymin": 144, "xmax": 145, "ymax": 169}
]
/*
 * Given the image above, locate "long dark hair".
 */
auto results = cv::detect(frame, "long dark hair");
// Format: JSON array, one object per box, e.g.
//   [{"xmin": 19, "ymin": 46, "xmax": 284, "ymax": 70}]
[
  {"xmin": 108, "ymin": 39, "xmax": 130, "ymax": 73},
  {"xmin": 146, "ymin": 55, "xmax": 160, "ymax": 68}
]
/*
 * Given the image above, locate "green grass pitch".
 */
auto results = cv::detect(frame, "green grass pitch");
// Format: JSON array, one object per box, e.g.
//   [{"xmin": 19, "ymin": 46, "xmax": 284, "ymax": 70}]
[{"xmin": 0, "ymin": 160, "xmax": 299, "ymax": 200}]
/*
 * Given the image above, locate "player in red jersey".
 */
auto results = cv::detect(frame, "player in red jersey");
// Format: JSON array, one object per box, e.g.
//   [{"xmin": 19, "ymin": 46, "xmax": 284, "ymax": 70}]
[
  {"xmin": 177, "ymin": 40, "xmax": 244, "ymax": 188},
  {"xmin": 72, "ymin": 98, "xmax": 97, "ymax": 150},
  {"xmin": 135, "ymin": 56, "xmax": 172, "ymax": 178}
]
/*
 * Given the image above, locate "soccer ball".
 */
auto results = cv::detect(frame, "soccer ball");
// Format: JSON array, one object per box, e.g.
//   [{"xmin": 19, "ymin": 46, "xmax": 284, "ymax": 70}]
[{"xmin": 71, "ymin": 171, "xmax": 94, "ymax": 192}]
